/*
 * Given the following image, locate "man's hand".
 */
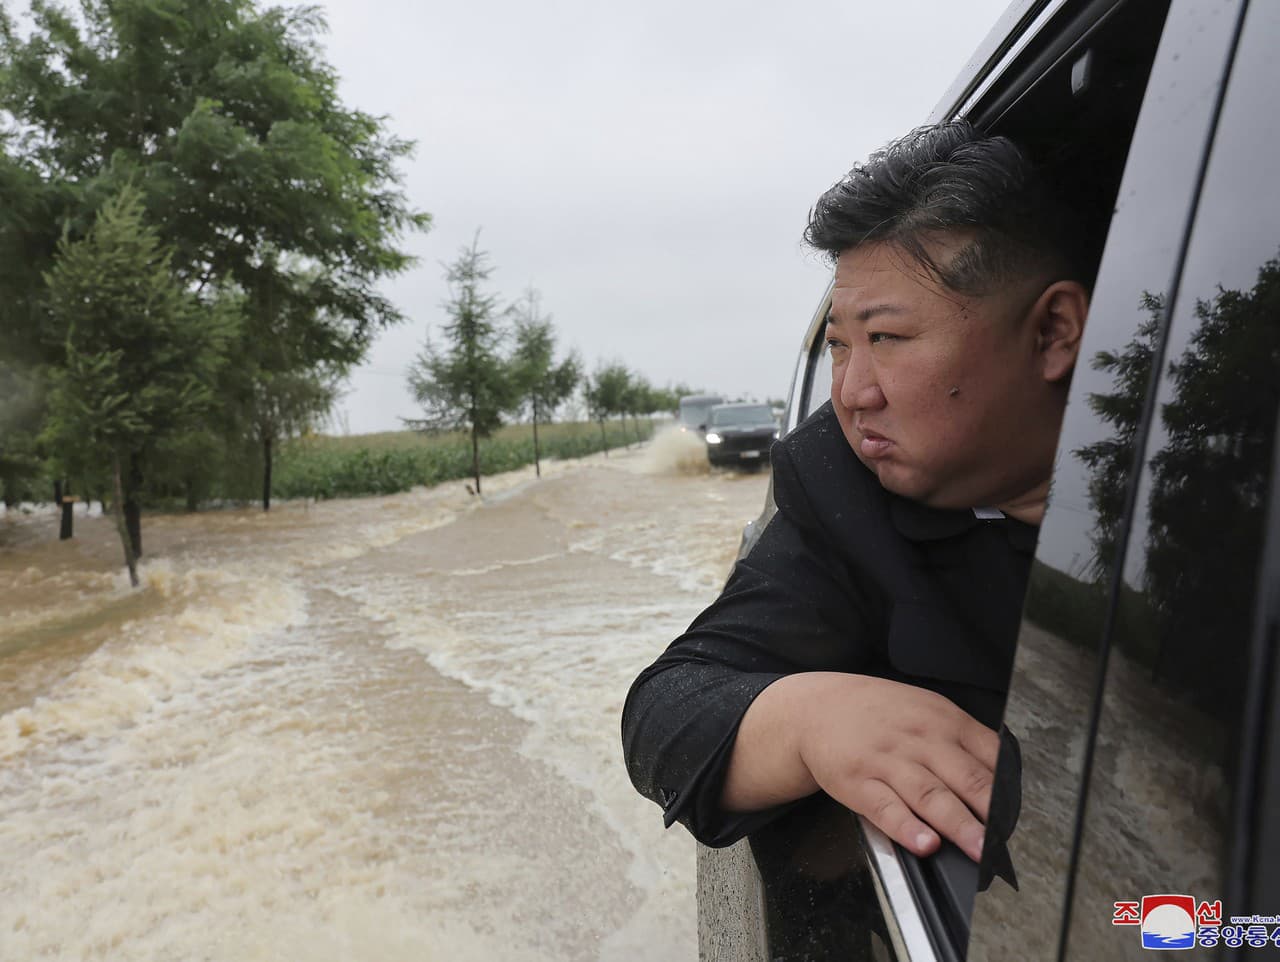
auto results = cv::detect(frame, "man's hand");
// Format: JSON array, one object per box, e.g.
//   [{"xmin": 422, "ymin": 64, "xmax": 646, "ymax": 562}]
[{"xmin": 720, "ymin": 672, "xmax": 1000, "ymax": 862}]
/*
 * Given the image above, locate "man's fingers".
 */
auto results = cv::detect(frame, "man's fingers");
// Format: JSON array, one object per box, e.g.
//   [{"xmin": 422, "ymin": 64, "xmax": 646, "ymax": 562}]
[
  {"xmin": 899, "ymin": 766, "xmax": 987, "ymax": 862},
  {"xmin": 844, "ymin": 778, "xmax": 940, "ymax": 858},
  {"xmin": 790, "ymin": 675, "xmax": 1004, "ymax": 864},
  {"xmin": 959, "ymin": 720, "xmax": 1001, "ymax": 772},
  {"xmin": 928, "ymin": 746, "xmax": 995, "ymax": 822}
]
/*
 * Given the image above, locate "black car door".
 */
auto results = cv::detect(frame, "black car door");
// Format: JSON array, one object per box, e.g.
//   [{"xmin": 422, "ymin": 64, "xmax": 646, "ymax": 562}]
[
  {"xmin": 972, "ymin": 0, "xmax": 1280, "ymax": 959},
  {"xmin": 1044, "ymin": 2, "xmax": 1280, "ymax": 959}
]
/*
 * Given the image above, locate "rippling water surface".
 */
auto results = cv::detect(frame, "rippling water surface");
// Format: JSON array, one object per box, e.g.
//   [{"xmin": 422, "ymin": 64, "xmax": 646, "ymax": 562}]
[{"xmin": 0, "ymin": 435, "xmax": 769, "ymax": 961}]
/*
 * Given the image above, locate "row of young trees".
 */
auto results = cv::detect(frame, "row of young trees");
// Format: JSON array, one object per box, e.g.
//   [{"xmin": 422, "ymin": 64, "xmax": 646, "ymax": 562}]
[
  {"xmin": 0, "ymin": 0, "xmax": 428, "ymax": 585},
  {"xmin": 0, "ymin": 2, "xmax": 703, "ymax": 585},
  {"xmin": 407, "ymin": 237, "xmax": 690, "ymax": 493}
]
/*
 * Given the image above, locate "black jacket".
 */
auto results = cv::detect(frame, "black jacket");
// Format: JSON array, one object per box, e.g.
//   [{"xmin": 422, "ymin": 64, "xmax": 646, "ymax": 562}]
[{"xmin": 621, "ymin": 402, "xmax": 1035, "ymax": 847}]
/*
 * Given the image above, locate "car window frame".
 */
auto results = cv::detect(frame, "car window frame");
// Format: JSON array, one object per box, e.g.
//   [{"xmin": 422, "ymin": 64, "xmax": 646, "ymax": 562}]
[
  {"xmin": 1236, "ymin": 422, "xmax": 1280, "ymax": 930},
  {"xmin": 781, "ymin": 285, "xmax": 833, "ymax": 437}
]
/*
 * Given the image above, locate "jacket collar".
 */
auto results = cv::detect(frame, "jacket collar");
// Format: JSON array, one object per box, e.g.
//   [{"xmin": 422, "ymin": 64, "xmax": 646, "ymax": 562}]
[
  {"xmin": 889, "ymin": 493, "xmax": 1039, "ymax": 554},
  {"xmin": 888, "ymin": 496, "xmax": 981, "ymax": 543}
]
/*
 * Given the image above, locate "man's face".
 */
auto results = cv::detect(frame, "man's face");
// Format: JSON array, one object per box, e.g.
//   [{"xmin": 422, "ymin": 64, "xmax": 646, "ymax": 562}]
[{"xmin": 826, "ymin": 238, "xmax": 1064, "ymax": 511}]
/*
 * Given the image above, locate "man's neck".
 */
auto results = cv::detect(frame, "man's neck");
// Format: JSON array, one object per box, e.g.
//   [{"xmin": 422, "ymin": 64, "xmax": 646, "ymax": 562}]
[{"xmin": 996, "ymin": 480, "xmax": 1049, "ymax": 526}]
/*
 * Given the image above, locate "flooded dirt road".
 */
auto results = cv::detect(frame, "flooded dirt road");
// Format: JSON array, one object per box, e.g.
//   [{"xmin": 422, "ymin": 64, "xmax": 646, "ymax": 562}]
[{"xmin": 0, "ymin": 435, "xmax": 770, "ymax": 961}]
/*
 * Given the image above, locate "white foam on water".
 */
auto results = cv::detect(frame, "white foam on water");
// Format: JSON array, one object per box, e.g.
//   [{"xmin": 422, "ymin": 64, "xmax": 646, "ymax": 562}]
[
  {"xmin": 568, "ymin": 511, "xmax": 746, "ymax": 596},
  {"xmin": 635, "ymin": 425, "xmax": 710, "ymax": 476},
  {"xmin": 434, "ymin": 552, "xmax": 564, "ymax": 577},
  {"xmin": 1, "ymin": 565, "xmax": 128, "ymax": 638},
  {"xmin": 334, "ymin": 577, "xmax": 701, "ymax": 960},
  {"xmin": 0, "ymin": 557, "xmax": 307, "ymax": 758},
  {"xmin": 0, "ymin": 632, "xmax": 551, "ymax": 962}
]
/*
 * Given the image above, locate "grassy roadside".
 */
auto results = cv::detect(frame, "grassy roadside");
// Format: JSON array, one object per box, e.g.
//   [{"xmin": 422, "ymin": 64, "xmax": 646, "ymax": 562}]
[{"xmin": 273, "ymin": 419, "xmax": 657, "ymax": 500}]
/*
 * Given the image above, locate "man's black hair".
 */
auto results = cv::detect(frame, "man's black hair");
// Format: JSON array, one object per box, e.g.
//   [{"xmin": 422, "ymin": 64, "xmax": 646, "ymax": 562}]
[{"xmin": 804, "ymin": 121, "xmax": 1090, "ymax": 296}]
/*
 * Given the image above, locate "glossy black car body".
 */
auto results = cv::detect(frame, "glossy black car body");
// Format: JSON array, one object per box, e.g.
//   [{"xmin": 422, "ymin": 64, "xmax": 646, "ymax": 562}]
[
  {"xmin": 704, "ymin": 403, "xmax": 779, "ymax": 469},
  {"xmin": 698, "ymin": 1, "xmax": 1280, "ymax": 959}
]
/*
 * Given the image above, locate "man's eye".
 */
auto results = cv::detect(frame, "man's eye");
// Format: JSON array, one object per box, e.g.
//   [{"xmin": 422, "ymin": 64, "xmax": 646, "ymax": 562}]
[
  {"xmin": 825, "ymin": 339, "xmax": 848, "ymax": 356},
  {"xmin": 868, "ymin": 332, "xmax": 900, "ymax": 344}
]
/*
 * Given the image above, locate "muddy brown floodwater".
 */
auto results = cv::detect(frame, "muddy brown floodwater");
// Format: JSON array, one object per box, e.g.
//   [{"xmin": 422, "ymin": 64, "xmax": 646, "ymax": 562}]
[{"xmin": 0, "ymin": 431, "xmax": 769, "ymax": 961}]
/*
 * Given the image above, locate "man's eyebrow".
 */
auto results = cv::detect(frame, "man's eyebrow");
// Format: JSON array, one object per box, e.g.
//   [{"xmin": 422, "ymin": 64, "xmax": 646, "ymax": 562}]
[{"xmin": 826, "ymin": 303, "xmax": 908, "ymax": 325}]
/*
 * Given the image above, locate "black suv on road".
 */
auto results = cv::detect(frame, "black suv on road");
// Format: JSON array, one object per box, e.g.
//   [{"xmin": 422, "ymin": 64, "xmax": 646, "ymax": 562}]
[
  {"xmin": 677, "ymin": 393, "xmax": 725, "ymax": 434},
  {"xmin": 699, "ymin": 1, "xmax": 1280, "ymax": 959},
  {"xmin": 704, "ymin": 403, "xmax": 779, "ymax": 469}
]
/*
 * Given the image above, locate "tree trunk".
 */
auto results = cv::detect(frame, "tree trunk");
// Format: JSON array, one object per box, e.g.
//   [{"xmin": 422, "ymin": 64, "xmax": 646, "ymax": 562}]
[
  {"xmin": 124, "ymin": 453, "xmax": 143, "ymax": 559},
  {"xmin": 185, "ymin": 480, "xmax": 199, "ymax": 513},
  {"xmin": 532, "ymin": 398, "xmax": 541, "ymax": 478},
  {"xmin": 598, "ymin": 418, "xmax": 608, "ymax": 457},
  {"xmin": 113, "ymin": 454, "xmax": 140, "ymax": 588},
  {"xmin": 54, "ymin": 480, "xmax": 72, "ymax": 540},
  {"xmin": 262, "ymin": 436, "xmax": 273, "ymax": 511},
  {"xmin": 471, "ymin": 427, "xmax": 482, "ymax": 495},
  {"xmin": 59, "ymin": 482, "xmax": 74, "ymax": 541}
]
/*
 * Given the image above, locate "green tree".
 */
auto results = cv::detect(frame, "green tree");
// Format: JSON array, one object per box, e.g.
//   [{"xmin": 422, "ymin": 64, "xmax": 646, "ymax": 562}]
[
  {"xmin": 0, "ymin": 360, "xmax": 46, "ymax": 505},
  {"xmin": 622, "ymin": 372, "xmax": 655, "ymax": 440},
  {"xmin": 244, "ymin": 363, "xmax": 343, "ymax": 510},
  {"xmin": 509, "ymin": 288, "xmax": 581, "ymax": 478},
  {"xmin": 648, "ymin": 384, "xmax": 681, "ymax": 418},
  {"xmin": 40, "ymin": 187, "xmax": 230, "ymax": 585},
  {"xmin": 583, "ymin": 374, "xmax": 607, "ymax": 456},
  {"xmin": 0, "ymin": 0, "xmax": 428, "ymax": 499},
  {"xmin": 585, "ymin": 361, "xmax": 632, "ymax": 454},
  {"xmin": 406, "ymin": 236, "xmax": 512, "ymax": 494}
]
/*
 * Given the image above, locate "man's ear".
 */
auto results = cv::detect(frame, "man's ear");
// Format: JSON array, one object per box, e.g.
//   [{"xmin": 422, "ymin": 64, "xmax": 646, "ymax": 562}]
[{"xmin": 1033, "ymin": 280, "xmax": 1089, "ymax": 383}]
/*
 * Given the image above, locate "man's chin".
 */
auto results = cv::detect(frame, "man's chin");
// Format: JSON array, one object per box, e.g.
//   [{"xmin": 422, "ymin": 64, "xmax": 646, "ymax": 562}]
[
  {"xmin": 857, "ymin": 456, "xmax": 963, "ymax": 508},
  {"xmin": 856, "ymin": 453, "xmax": 925, "ymax": 499}
]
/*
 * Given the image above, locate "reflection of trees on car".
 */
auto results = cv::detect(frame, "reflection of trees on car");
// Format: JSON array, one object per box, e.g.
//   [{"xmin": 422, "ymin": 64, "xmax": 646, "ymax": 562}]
[
  {"xmin": 1019, "ymin": 296, "xmax": 1164, "ymax": 651},
  {"xmin": 1075, "ymin": 293, "xmax": 1162, "ymax": 584},
  {"xmin": 1141, "ymin": 255, "xmax": 1280, "ymax": 715},
  {"xmin": 1072, "ymin": 254, "xmax": 1280, "ymax": 718}
]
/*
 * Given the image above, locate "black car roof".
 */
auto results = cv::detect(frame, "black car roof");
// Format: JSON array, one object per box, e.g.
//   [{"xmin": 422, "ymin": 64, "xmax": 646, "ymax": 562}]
[{"xmin": 928, "ymin": 0, "xmax": 1048, "ymax": 120}]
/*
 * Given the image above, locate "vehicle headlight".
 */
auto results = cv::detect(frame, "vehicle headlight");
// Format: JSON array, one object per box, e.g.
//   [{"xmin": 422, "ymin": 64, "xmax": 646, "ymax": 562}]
[{"xmin": 705, "ymin": 432, "xmax": 722, "ymax": 444}]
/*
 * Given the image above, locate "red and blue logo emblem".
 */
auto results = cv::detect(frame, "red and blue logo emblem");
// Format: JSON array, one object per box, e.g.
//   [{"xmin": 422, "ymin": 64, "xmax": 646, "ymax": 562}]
[
  {"xmin": 1114, "ymin": 895, "xmax": 1225, "ymax": 950},
  {"xmin": 1138, "ymin": 895, "xmax": 1198, "ymax": 950}
]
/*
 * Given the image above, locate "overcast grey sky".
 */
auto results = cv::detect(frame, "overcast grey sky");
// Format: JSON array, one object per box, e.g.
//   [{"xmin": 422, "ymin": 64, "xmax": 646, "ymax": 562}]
[{"xmin": 305, "ymin": 0, "xmax": 1013, "ymax": 434}]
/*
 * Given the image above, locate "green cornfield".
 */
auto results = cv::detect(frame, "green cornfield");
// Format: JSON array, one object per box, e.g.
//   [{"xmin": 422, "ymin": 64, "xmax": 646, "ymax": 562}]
[{"xmin": 273, "ymin": 419, "xmax": 656, "ymax": 500}]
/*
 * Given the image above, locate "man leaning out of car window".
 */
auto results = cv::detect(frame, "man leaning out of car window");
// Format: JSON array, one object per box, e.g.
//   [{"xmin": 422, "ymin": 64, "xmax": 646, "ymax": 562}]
[{"xmin": 622, "ymin": 121, "xmax": 1092, "ymax": 871}]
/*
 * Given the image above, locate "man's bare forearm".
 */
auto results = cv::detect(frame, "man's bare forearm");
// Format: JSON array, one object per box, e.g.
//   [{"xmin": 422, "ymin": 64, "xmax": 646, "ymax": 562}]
[{"xmin": 719, "ymin": 673, "xmax": 824, "ymax": 811}]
